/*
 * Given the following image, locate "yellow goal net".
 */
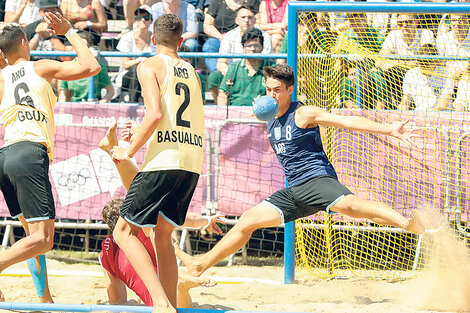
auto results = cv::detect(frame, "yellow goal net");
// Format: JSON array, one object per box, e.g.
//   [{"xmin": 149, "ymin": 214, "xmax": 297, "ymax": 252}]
[{"xmin": 293, "ymin": 7, "xmax": 470, "ymax": 281}]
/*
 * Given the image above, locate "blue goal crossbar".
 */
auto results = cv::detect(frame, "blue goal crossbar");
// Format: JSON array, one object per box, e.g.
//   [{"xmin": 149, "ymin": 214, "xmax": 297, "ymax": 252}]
[{"xmin": 284, "ymin": 0, "xmax": 470, "ymax": 284}]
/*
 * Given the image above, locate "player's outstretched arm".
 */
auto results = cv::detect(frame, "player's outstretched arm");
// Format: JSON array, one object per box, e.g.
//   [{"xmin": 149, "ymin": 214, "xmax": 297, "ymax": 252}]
[
  {"xmin": 34, "ymin": 12, "xmax": 101, "ymax": 82},
  {"xmin": 103, "ymin": 268, "xmax": 128, "ymax": 305},
  {"xmin": 296, "ymin": 105, "xmax": 419, "ymax": 144}
]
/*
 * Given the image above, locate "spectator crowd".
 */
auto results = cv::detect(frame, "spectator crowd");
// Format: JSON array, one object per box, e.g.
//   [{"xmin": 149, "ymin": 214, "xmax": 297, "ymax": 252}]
[{"xmin": 1, "ymin": 0, "xmax": 469, "ymax": 111}]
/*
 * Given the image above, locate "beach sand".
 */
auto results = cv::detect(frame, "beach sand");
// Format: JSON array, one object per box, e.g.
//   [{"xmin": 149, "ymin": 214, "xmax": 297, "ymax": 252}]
[{"xmin": 0, "ymin": 256, "xmax": 468, "ymax": 313}]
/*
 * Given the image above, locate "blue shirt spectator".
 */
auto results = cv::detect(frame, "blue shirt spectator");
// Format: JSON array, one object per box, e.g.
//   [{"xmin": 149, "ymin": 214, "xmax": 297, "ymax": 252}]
[{"xmin": 151, "ymin": 0, "xmax": 199, "ymax": 52}]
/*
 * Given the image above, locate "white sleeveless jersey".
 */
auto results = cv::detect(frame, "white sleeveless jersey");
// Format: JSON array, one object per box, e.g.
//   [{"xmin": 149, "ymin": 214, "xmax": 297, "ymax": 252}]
[
  {"xmin": 140, "ymin": 54, "xmax": 205, "ymax": 174},
  {"xmin": 1, "ymin": 61, "xmax": 57, "ymax": 162}
]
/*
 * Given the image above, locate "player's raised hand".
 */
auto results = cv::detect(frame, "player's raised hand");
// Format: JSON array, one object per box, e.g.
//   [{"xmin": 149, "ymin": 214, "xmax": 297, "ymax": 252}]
[
  {"xmin": 44, "ymin": 12, "xmax": 72, "ymax": 36},
  {"xmin": 389, "ymin": 120, "xmax": 422, "ymax": 146},
  {"xmin": 204, "ymin": 214, "xmax": 225, "ymax": 235},
  {"xmin": 121, "ymin": 120, "xmax": 140, "ymax": 142}
]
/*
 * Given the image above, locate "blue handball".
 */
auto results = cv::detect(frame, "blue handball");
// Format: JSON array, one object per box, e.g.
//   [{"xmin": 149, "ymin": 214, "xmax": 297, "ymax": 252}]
[{"xmin": 253, "ymin": 96, "xmax": 279, "ymax": 121}]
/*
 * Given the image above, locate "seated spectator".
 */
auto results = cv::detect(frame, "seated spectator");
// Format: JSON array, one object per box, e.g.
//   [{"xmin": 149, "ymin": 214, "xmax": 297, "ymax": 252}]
[
  {"xmin": 378, "ymin": 13, "xmax": 434, "ymax": 108},
  {"xmin": 297, "ymin": 12, "xmax": 340, "ymax": 107},
  {"xmin": 339, "ymin": 13, "xmax": 386, "ymax": 109},
  {"xmin": 343, "ymin": 12, "xmax": 384, "ymax": 54},
  {"xmin": 256, "ymin": 0, "xmax": 288, "ymax": 52},
  {"xmin": 208, "ymin": 5, "xmax": 272, "ymax": 102},
  {"xmin": 339, "ymin": 60, "xmax": 387, "ymax": 110},
  {"xmin": 340, "ymin": 61, "xmax": 358, "ymax": 109},
  {"xmin": 367, "ymin": 10, "xmax": 398, "ymax": 37},
  {"xmin": 100, "ymin": 199, "xmax": 218, "ymax": 307},
  {"xmin": 202, "ymin": 0, "xmax": 261, "ymax": 72},
  {"xmin": 217, "ymin": 28, "xmax": 274, "ymax": 106},
  {"xmin": 22, "ymin": 0, "xmax": 68, "ymax": 62},
  {"xmin": 150, "ymin": 0, "xmax": 199, "ymax": 52},
  {"xmin": 187, "ymin": 0, "xmax": 205, "ymax": 20},
  {"xmin": 58, "ymin": 31, "xmax": 114, "ymax": 103},
  {"xmin": 0, "ymin": 0, "xmax": 5, "ymax": 21},
  {"xmin": 122, "ymin": 0, "xmax": 160, "ymax": 32},
  {"xmin": 114, "ymin": 5, "xmax": 155, "ymax": 103},
  {"xmin": 452, "ymin": 73, "xmax": 470, "ymax": 111},
  {"xmin": 60, "ymin": 0, "xmax": 108, "ymax": 45},
  {"xmin": 436, "ymin": 14, "xmax": 470, "ymax": 80},
  {"xmin": 399, "ymin": 44, "xmax": 447, "ymax": 111},
  {"xmin": 4, "ymin": 0, "xmax": 40, "ymax": 27}
]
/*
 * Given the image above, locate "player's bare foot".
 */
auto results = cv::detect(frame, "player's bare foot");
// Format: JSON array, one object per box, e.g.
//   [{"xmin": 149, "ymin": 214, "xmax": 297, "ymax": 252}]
[
  {"xmin": 178, "ymin": 269, "xmax": 216, "ymax": 289},
  {"xmin": 405, "ymin": 210, "xmax": 425, "ymax": 234},
  {"xmin": 173, "ymin": 242, "xmax": 204, "ymax": 277},
  {"xmin": 99, "ymin": 122, "xmax": 118, "ymax": 154}
]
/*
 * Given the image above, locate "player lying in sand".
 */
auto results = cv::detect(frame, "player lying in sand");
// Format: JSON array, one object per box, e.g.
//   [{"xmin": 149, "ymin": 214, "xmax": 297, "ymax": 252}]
[
  {"xmin": 99, "ymin": 121, "xmax": 221, "ymax": 308},
  {"xmin": 100, "ymin": 198, "xmax": 217, "ymax": 308}
]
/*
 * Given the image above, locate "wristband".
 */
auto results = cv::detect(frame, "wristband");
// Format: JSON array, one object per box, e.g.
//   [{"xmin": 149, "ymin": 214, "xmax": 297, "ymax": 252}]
[
  {"xmin": 87, "ymin": 20, "xmax": 93, "ymax": 28},
  {"xmin": 33, "ymin": 34, "xmax": 40, "ymax": 41},
  {"xmin": 65, "ymin": 28, "xmax": 77, "ymax": 39}
]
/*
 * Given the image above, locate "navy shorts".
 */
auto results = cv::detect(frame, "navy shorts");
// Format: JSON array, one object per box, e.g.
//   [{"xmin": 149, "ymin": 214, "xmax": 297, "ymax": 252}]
[
  {"xmin": 264, "ymin": 175, "xmax": 353, "ymax": 223},
  {"xmin": 0, "ymin": 141, "xmax": 55, "ymax": 222},
  {"xmin": 120, "ymin": 170, "xmax": 199, "ymax": 227}
]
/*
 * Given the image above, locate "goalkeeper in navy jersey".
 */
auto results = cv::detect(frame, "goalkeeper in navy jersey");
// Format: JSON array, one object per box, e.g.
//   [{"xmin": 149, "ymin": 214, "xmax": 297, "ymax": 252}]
[{"xmin": 175, "ymin": 64, "xmax": 425, "ymax": 278}]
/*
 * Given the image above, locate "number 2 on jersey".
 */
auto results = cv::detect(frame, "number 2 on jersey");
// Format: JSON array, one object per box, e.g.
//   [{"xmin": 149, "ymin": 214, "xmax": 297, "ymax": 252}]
[{"xmin": 175, "ymin": 82, "xmax": 190, "ymax": 128}]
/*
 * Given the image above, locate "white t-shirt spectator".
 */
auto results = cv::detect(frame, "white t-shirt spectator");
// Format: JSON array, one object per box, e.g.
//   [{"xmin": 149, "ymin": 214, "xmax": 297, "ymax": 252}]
[
  {"xmin": 5, "ymin": 0, "xmax": 41, "ymax": 25},
  {"xmin": 403, "ymin": 66, "xmax": 446, "ymax": 111},
  {"xmin": 454, "ymin": 76, "xmax": 470, "ymax": 111},
  {"xmin": 219, "ymin": 26, "xmax": 272, "ymax": 62},
  {"xmin": 150, "ymin": 1, "xmax": 198, "ymax": 35},
  {"xmin": 116, "ymin": 31, "xmax": 156, "ymax": 70},
  {"xmin": 382, "ymin": 29, "xmax": 435, "ymax": 56},
  {"xmin": 436, "ymin": 30, "xmax": 470, "ymax": 76}
]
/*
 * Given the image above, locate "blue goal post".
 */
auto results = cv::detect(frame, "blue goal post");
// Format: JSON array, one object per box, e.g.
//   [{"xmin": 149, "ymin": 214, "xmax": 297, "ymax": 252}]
[{"xmin": 283, "ymin": 1, "xmax": 470, "ymax": 284}]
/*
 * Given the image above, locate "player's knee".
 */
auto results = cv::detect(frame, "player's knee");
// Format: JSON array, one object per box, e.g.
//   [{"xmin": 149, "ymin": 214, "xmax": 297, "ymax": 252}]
[
  {"xmin": 333, "ymin": 195, "xmax": 362, "ymax": 217},
  {"xmin": 238, "ymin": 210, "xmax": 264, "ymax": 232},
  {"xmin": 33, "ymin": 232, "xmax": 54, "ymax": 252},
  {"xmin": 112, "ymin": 224, "xmax": 130, "ymax": 246},
  {"xmin": 349, "ymin": 196, "xmax": 368, "ymax": 212}
]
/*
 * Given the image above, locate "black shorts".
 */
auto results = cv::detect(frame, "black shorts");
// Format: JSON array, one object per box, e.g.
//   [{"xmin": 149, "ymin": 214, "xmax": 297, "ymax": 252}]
[
  {"xmin": 120, "ymin": 170, "xmax": 199, "ymax": 227},
  {"xmin": 0, "ymin": 141, "xmax": 55, "ymax": 222},
  {"xmin": 264, "ymin": 175, "xmax": 353, "ymax": 223}
]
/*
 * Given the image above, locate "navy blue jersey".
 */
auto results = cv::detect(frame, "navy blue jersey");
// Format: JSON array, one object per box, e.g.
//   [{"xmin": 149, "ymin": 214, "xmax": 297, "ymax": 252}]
[{"xmin": 267, "ymin": 102, "xmax": 337, "ymax": 186}]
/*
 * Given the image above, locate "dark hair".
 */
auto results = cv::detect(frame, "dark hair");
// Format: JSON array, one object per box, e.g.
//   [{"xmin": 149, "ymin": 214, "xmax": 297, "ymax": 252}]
[
  {"xmin": 102, "ymin": 199, "xmax": 124, "ymax": 231},
  {"xmin": 418, "ymin": 43, "xmax": 438, "ymax": 67},
  {"xmin": 0, "ymin": 23, "xmax": 26, "ymax": 55},
  {"xmin": 241, "ymin": 28, "xmax": 264, "ymax": 46},
  {"xmin": 262, "ymin": 64, "xmax": 295, "ymax": 87},
  {"xmin": 236, "ymin": 5, "xmax": 255, "ymax": 16},
  {"xmin": 153, "ymin": 14, "xmax": 183, "ymax": 47}
]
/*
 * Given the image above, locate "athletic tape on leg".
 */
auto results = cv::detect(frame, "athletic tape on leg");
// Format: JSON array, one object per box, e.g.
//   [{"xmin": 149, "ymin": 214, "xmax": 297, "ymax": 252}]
[{"xmin": 27, "ymin": 255, "xmax": 46, "ymax": 297}]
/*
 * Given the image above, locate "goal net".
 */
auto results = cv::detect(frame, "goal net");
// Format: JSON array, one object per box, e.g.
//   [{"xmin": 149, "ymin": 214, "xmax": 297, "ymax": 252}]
[{"xmin": 291, "ymin": 3, "xmax": 470, "ymax": 281}]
